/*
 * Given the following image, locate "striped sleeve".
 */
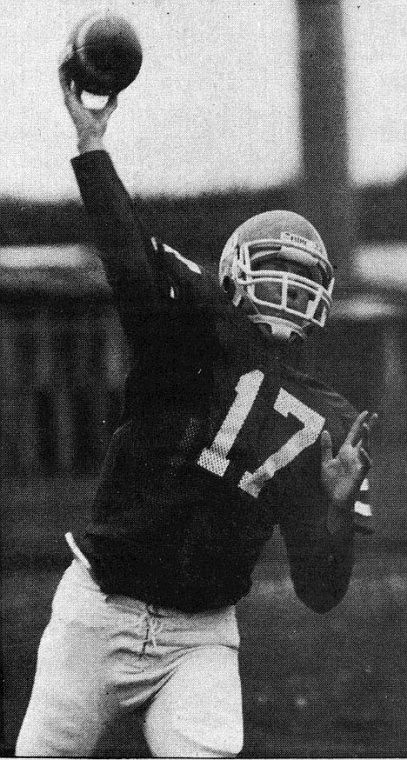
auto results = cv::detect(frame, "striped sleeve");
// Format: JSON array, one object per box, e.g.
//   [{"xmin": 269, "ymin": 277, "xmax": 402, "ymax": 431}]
[{"xmin": 353, "ymin": 477, "xmax": 374, "ymax": 534}]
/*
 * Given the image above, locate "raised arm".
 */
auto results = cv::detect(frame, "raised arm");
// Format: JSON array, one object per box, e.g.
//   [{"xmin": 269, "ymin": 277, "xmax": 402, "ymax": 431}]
[
  {"xmin": 58, "ymin": 64, "xmax": 160, "ymax": 322},
  {"xmin": 281, "ymin": 410, "xmax": 377, "ymax": 613}
]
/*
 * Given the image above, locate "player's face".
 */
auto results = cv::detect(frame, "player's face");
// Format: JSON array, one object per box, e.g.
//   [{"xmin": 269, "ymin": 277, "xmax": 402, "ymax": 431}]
[{"xmin": 251, "ymin": 256, "xmax": 320, "ymax": 317}]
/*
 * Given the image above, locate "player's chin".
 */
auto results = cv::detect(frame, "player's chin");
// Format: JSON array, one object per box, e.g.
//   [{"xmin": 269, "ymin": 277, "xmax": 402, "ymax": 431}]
[{"xmin": 262, "ymin": 305, "xmax": 310, "ymax": 332}]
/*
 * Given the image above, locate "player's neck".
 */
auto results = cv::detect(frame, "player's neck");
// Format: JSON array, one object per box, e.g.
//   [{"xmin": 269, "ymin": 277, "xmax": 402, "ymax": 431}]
[{"xmin": 269, "ymin": 336, "xmax": 305, "ymax": 367}]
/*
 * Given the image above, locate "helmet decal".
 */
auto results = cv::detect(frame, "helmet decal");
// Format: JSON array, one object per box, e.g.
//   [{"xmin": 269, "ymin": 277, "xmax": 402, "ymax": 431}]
[{"xmin": 280, "ymin": 231, "xmax": 324, "ymax": 257}]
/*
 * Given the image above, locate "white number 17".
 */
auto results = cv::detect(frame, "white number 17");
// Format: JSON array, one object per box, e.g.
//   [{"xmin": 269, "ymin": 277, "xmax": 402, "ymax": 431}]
[{"xmin": 197, "ymin": 369, "xmax": 325, "ymax": 499}]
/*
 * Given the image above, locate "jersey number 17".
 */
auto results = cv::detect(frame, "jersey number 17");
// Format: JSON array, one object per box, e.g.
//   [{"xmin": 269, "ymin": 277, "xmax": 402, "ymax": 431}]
[{"xmin": 197, "ymin": 369, "xmax": 325, "ymax": 498}]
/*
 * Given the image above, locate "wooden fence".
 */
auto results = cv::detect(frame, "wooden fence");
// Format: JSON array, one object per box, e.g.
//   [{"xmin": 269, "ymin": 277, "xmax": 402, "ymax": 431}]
[{"xmin": 0, "ymin": 296, "xmax": 128, "ymax": 478}]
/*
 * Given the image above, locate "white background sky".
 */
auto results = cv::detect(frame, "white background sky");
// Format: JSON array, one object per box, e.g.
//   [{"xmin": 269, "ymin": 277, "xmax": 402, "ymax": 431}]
[{"xmin": 1, "ymin": 0, "xmax": 407, "ymax": 200}]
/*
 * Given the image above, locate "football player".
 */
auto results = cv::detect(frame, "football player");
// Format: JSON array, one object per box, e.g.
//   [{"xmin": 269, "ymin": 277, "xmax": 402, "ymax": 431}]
[{"xmin": 16, "ymin": 72, "xmax": 376, "ymax": 758}]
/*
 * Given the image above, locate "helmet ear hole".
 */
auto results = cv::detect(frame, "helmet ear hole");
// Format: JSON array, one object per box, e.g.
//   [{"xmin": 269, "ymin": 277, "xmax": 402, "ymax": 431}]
[{"xmin": 222, "ymin": 276, "xmax": 235, "ymax": 296}]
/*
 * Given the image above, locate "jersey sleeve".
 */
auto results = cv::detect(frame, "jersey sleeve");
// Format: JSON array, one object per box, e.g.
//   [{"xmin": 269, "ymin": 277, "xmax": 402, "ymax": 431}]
[
  {"xmin": 353, "ymin": 477, "xmax": 374, "ymax": 535},
  {"xmin": 72, "ymin": 151, "xmax": 160, "ymax": 305},
  {"xmin": 71, "ymin": 150, "xmax": 215, "ymax": 342},
  {"xmin": 276, "ymin": 459, "xmax": 355, "ymax": 614}
]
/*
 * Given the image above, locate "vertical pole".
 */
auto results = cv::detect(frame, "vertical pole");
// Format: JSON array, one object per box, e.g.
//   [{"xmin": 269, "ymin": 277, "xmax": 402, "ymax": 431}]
[{"xmin": 295, "ymin": 0, "xmax": 354, "ymax": 296}]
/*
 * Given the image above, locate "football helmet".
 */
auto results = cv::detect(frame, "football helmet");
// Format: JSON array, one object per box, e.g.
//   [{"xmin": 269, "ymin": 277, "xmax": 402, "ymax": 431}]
[{"xmin": 219, "ymin": 210, "xmax": 334, "ymax": 341}]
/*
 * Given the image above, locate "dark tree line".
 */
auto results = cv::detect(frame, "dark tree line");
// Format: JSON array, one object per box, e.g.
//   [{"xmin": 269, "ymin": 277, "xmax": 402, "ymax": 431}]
[{"xmin": 1, "ymin": 179, "xmax": 405, "ymax": 250}]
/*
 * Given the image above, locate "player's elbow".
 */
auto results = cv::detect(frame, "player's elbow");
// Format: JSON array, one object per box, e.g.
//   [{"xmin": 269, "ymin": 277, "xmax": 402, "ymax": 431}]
[
  {"xmin": 303, "ymin": 593, "xmax": 343, "ymax": 614},
  {"xmin": 293, "ymin": 578, "xmax": 349, "ymax": 614}
]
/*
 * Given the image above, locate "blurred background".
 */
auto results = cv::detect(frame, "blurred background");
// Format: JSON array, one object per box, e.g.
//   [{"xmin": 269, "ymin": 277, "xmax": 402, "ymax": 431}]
[{"xmin": 2, "ymin": 0, "xmax": 407, "ymax": 756}]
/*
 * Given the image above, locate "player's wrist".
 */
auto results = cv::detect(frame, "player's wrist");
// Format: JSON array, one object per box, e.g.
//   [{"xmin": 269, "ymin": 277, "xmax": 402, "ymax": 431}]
[
  {"xmin": 77, "ymin": 132, "xmax": 105, "ymax": 154},
  {"xmin": 326, "ymin": 500, "xmax": 353, "ymax": 535}
]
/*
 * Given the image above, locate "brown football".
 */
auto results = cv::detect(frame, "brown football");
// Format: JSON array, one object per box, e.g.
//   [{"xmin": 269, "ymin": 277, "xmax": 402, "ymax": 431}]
[{"xmin": 64, "ymin": 13, "xmax": 143, "ymax": 96}]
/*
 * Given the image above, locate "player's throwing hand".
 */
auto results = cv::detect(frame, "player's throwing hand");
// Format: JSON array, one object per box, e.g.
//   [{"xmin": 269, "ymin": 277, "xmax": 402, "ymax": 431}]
[
  {"xmin": 58, "ymin": 60, "xmax": 117, "ymax": 152},
  {"xmin": 321, "ymin": 410, "xmax": 378, "ymax": 518}
]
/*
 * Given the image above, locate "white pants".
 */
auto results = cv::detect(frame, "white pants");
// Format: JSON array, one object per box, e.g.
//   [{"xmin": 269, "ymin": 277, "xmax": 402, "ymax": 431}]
[{"xmin": 16, "ymin": 559, "xmax": 243, "ymax": 758}]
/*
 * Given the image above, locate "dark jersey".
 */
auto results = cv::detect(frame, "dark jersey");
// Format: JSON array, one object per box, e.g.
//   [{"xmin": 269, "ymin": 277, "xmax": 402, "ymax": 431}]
[{"xmin": 71, "ymin": 150, "xmax": 368, "ymax": 613}]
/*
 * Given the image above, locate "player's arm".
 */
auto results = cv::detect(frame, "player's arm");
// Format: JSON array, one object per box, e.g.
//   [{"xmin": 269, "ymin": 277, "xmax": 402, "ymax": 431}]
[
  {"xmin": 58, "ymin": 64, "xmax": 160, "ymax": 318},
  {"xmin": 281, "ymin": 411, "xmax": 377, "ymax": 613}
]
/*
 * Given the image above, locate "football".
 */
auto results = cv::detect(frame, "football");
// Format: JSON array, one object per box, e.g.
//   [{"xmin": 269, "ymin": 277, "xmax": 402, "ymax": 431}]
[{"xmin": 63, "ymin": 13, "xmax": 143, "ymax": 96}]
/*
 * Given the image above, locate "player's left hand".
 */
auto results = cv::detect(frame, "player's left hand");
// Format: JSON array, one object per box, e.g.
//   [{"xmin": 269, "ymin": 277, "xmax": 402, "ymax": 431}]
[{"xmin": 320, "ymin": 410, "xmax": 378, "ymax": 519}]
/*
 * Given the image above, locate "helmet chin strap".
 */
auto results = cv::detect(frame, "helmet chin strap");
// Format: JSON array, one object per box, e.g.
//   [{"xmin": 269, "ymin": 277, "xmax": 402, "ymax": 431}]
[
  {"xmin": 238, "ymin": 293, "xmax": 307, "ymax": 342},
  {"xmin": 248, "ymin": 313, "xmax": 306, "ymax": 342}
]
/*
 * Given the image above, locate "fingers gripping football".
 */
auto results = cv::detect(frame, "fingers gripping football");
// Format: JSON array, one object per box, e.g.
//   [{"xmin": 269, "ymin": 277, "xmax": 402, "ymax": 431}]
[
  {"xmin": 59, "ymin": 62, "xmax": 117, "ymax": 116},
  {"xmin": 59, "ymin": 62, "xmax": 118, "ymax": 150},
  {"xmin": 321, "ymin": 410, "xmax": 377, "ymax": 513}
]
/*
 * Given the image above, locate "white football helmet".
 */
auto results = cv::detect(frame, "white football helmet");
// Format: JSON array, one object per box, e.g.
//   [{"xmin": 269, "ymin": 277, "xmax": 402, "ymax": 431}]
[{"xmin": 219, "ymin": 210, "xmax": 334, "ymax": 341}]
